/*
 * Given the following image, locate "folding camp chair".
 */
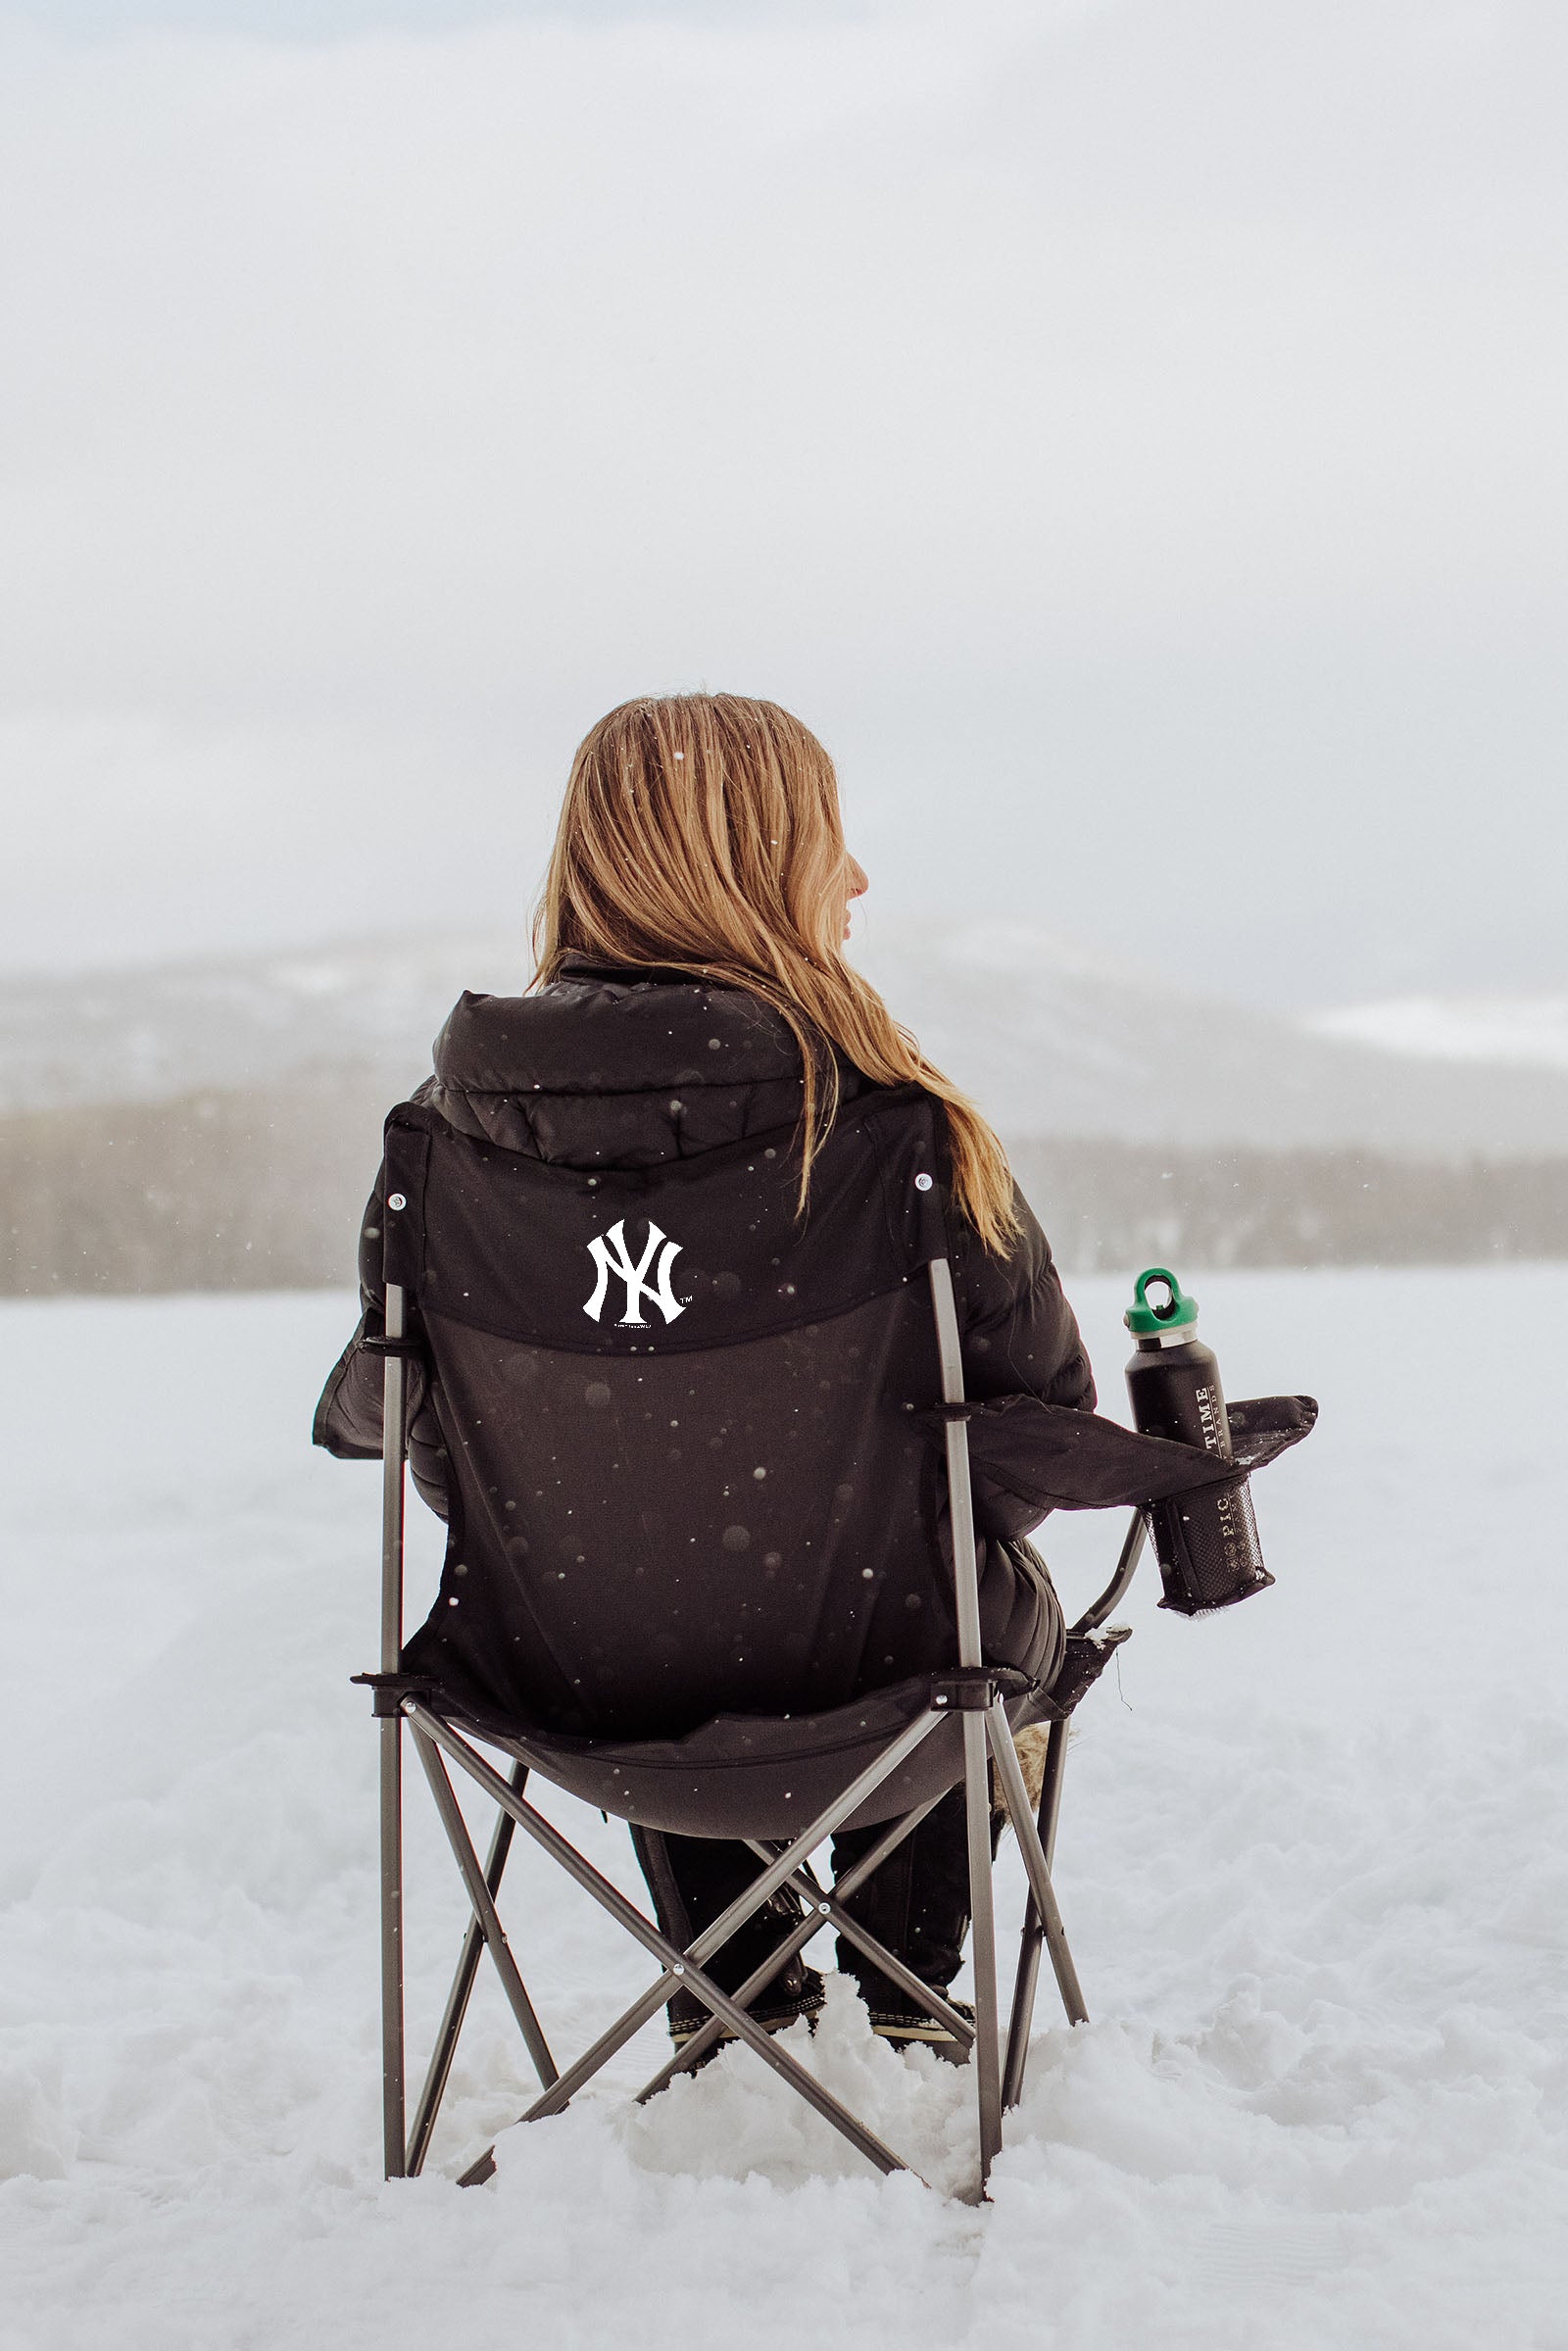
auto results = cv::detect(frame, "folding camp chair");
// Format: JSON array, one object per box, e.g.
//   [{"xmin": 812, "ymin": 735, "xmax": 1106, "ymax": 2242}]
[{"xmin": 353, "ymin": 1086, "xmax": 1310, "ymax": 2201}]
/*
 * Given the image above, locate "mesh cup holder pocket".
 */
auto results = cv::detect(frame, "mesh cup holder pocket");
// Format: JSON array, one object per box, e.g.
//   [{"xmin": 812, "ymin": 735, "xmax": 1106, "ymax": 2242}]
[{"xmin": 1150, "ymin": 1472, "xmax": 1275, "ymax": 1616}]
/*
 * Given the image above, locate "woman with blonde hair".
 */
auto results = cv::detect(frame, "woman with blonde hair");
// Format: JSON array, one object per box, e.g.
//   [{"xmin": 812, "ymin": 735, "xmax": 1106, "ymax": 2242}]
[{"xmin": 317, "ymin": 693, "xmax": 1095, "ymax": 2057}]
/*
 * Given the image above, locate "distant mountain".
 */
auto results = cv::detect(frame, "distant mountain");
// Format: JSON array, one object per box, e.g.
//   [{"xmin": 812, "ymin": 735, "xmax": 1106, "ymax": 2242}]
[
  {"xmin": 1305, "ymin": 992, "xmax": 1568, "ymax": 1075},
  {"xmin": 5, "ymin": 921, "xmax": 1568, "ymax": 1159},
  {"xmin": 851, "ymin": 923, "xmax": 1568, "ymax": 1157},
  {"xmin": 0, "ymin": 936, "xmax": 524, "ymax": 1116}
]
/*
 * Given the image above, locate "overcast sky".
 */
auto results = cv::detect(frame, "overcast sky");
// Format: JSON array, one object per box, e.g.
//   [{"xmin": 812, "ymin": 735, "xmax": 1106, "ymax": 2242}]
[{"xmin": 2, "ymin": 0, "xmax": 1563, "ymax": 1005}]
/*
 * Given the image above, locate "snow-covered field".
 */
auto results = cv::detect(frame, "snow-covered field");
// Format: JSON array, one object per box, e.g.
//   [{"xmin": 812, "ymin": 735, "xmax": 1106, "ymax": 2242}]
[{"xmin": 2, "ymin": 1268, "xmax": 1564, "ymax": 2349}]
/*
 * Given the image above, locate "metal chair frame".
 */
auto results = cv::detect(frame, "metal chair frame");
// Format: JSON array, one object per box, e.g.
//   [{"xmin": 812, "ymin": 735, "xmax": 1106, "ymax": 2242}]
[{"xmin": 364, "ymin": 1256, "xmax": 1146, "ymax": 2203}]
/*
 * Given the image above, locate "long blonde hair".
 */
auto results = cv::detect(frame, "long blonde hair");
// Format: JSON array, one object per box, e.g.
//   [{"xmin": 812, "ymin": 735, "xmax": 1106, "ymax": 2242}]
[{"xmin": 532, "ymin": 693, "xmax": 1019, "ymax": 1250}]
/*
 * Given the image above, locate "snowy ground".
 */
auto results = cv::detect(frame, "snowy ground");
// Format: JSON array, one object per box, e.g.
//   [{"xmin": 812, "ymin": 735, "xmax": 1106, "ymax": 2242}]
[{"xmin": 2, "ymin": 1268, "xmax": 1564, "ymax": 2349}]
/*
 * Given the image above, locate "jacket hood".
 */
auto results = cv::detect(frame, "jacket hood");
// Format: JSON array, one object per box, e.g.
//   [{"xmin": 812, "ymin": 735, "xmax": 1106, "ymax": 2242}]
[
  {"xmin": 425, "ymin": 960, "xmax": 867, "ymax": 1169},
  {"xmin": 433, "ymin": 962, "xmax": 800, "ymax": 1096}
]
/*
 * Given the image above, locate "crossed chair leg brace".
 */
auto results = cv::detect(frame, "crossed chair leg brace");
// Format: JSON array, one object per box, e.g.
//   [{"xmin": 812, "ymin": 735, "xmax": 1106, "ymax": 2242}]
[{"xmin": 373, "ymin": 1667, "xmax": 1100, "ymax": 2203}]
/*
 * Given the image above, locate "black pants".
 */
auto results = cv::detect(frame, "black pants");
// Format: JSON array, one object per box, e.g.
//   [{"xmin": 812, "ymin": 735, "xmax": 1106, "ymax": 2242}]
[{"xmin": 630, "ymin": 1782, "xmax": 980, "ymax": 2014}]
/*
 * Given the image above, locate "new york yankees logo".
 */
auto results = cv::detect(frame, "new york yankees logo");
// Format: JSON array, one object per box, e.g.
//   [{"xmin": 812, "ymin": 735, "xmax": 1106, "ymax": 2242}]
[{"xmin": 583, "ymin": 1218, "xmax": 687, "ymax": 1328}]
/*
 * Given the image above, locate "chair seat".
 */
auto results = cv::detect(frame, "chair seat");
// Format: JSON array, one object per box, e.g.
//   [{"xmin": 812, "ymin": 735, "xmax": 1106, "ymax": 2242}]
[
  {"xmin": 405, "ymin": 1626, "xmax": 1137, "ymax": 1839},
  {"xmin": 418, "ymin": 1671, "xmax": 1024, "ymax": 1839}
]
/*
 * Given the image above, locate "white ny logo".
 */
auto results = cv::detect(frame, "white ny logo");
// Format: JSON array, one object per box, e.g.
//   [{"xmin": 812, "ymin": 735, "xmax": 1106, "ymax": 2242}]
[{"xmin": 583, "ymin": 1218, "xmax": 687, "ymax": 1328}]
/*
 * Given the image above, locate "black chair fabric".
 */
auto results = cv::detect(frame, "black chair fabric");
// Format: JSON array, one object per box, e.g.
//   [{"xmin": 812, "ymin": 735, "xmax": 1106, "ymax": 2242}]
[
  {"xmin": 947, "ymin": 1391, "xmax": 1319, "ymax": 1542},
  {"xmin": 433, "ymin": 1674, "xmax": 977, "ymax": 1840},
  {"xmin": 386, "ymin": 1087, "xmax": 1058, "ymax": 1758}
]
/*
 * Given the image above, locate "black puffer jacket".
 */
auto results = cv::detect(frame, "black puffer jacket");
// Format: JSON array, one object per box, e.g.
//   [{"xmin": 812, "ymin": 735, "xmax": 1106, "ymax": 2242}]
[{"xmin": 315, "ymin": 960, "xmax": 1096, "ymax": 1513}]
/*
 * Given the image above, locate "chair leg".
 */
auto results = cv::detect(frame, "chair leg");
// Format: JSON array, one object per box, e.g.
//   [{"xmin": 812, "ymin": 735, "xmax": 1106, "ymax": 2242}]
[
  {"xmin": 634, "ymin": 1797, "xmax": 962, "ymax": 2099},
  {"xmin": 379, "ymin": 1709, "xmax": 406, "ymax": 2181},
  {"xmin": 408, "ymin": 1810, "xmax": 508, "ymax": 2180},
  {"xmin": 376, "ymin": 1285, "xmax": 410, "ymax": 2182},
  {"xmin": 1002, "ymin": 1716, "xmax": 1070, "ymax": 2110},
  {"xmin": 963, "ymin": 1710, "xmax": 1004, "ymax": 2197},
  {"xmin": 508, "ymin": 1699, "xmax": 950, "ymax": 2121},
  {"xmin": 409, "ymin": 1701, "xmax": 935, "ymax": 2188},
  {"xmin": 413, "ymin": 1735, "xmax": 558, "ymax": 2095},
  {"xmin": 407, "ymin": 1760, "xmax": 551, "ymax": 2178},
  {"xmin": 755, "ymin": 1847, "xmax": 977, "ymax": 2050},
  {"xmin": 987, "ymin": 1703, "xmax": 1088, "ymax": 2030}
]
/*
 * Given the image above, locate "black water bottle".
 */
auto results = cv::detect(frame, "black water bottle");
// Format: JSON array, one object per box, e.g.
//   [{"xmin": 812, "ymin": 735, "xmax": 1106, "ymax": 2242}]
[{"xmin": 1123, "ymin": 1266, "xmax": 1274, "ymax": 1615}]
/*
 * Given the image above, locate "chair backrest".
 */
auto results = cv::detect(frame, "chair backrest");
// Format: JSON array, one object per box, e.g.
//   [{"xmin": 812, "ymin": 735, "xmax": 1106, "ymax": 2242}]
[{"xmin": 387, "ymin": 1085, "xmax": 967, "ymax": 1738}]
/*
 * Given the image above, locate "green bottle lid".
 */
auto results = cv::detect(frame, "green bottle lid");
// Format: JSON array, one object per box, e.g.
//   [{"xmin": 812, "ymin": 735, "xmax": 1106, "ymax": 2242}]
[{"xmin": 1125, "ymin": 1265, "xmax": 1200, "ymax": 1336}]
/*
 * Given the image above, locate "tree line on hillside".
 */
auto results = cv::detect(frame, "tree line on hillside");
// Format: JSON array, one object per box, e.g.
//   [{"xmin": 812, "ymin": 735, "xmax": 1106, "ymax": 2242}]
[
  {"xmin": 1005, "ymin": 1138, "xmax": 1568, "ymax": 1273},
  {"xmin": 2, "ymin": 1081, "xmax": 1564, "ymax": 1298},
  {"xmin": 0, "ymin": 1076, "xmax": 391, "ymax": 1296}
]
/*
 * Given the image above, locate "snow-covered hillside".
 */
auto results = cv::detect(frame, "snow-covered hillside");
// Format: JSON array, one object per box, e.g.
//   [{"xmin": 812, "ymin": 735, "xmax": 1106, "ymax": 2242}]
[
  {"xmin": 8, "ymin": 923, "xmax": 1568, "ymax": 1156},
  {"xmin": 0, "ymin": 936, "xmax": 527, "ymax": 1116},
  {"xmin": 1307, "ymin": 992, "xmax": 1568, "ymax": 1074},
  {"xmin": 855, "ymin": 923, "xmax": 1568, "ymax": 1154},
  {"xmin": 2, "ymin": 1272, "xmax": 1562, "ymax": 2347}
]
